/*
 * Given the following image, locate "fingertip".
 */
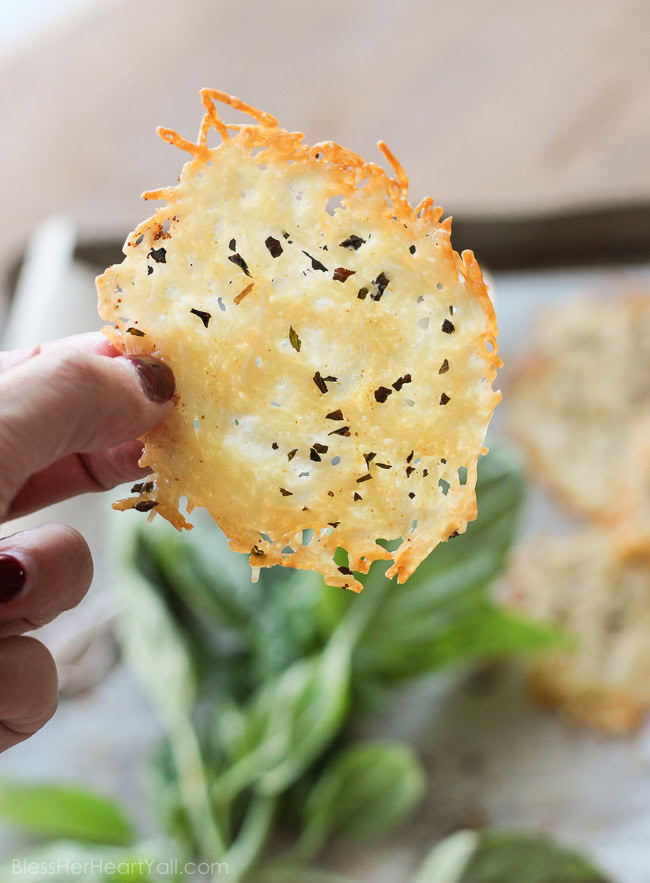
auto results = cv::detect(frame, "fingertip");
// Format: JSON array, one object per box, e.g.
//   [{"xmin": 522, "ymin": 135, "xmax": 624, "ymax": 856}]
[
  {"xmin": 120, "ymin": 356, "xmax": 176, "ymax": 403},
  {"xmin": 0, "ymin": 636, "xmax": 58, "ymax": 746}
]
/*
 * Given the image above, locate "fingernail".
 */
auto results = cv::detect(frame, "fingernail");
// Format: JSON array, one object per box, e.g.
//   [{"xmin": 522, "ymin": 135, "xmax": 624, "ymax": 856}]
[
  {"xmin": 0, "ymin": 555, "xmax": 27, "ymax": 603},
  {"xmin": 124, "ymin": 356, "xmax": 175, "ymax": 403}
]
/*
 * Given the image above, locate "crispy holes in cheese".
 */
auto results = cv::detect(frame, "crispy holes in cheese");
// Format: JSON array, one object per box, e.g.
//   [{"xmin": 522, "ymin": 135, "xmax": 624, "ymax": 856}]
[{"xmin": 97, "ymin": 90, "xmax": 500, "ymax": 591}]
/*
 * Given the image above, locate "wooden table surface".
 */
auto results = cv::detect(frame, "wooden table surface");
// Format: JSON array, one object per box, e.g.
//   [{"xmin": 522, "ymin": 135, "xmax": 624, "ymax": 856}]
[{"xmin": 1, "ymin": 0, "xmax": 648, "ymax": 291}]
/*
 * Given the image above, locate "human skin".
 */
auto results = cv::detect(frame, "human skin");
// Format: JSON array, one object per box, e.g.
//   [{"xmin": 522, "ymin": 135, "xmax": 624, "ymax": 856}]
[{"xmin": 0, "ymin": 332, "xmax": 175, "ymax": 753}]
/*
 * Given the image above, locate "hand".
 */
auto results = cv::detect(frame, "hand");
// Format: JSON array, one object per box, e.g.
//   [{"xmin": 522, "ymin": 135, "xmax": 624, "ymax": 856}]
[{"xmin": 0, "ymin": 332, "xmax": 175, "ymax": 752}]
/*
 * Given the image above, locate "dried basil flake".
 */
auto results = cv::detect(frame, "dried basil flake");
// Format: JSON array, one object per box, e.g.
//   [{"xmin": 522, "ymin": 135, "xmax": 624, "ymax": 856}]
[
  {"xmin": 289, "ymin": 326, "xmax": 302, "ymax": 352},
  {"xmin": 148, "ymin": 247, "xmax": 166, "ymax": 263},
  {"xmin": 339, "ymin": 234, "xmax": 365, "ymax": 250},
  {"xmin": 265, "ymin": 236, "xmax": 283, "ymax": 258},
  {"xmin": 302, "ymin": 251, "xmax": 328, "ymax": 272},
  {"xmin": 190, "ymin": 308, "xmax": 212, "ymax": 328},
  {"xmin": 131, "ymin": 481, "xmax": 154, "ymax": 494},
  {"xmin": 135, "ymin": 500, "xmax": 158, "ymax": 512},
  {"xmin": 392, "ymin": 373, "xmax": 412, "ymax": 391},
  {"xmin": 228, "ymin": 252, "xmax": 252, "ymax": 277},
  {"xmin": 313, "ymin": 371, "xmax": 328, "ymax": 394},
  {"xmin": 371, "ymin": 272, "xmax": 390, "ymax": 300}
]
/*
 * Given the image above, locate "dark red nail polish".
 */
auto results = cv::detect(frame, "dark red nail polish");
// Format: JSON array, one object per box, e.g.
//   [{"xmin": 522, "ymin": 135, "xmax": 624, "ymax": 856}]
[
  {"xmin": 0, "ymin": 555, "xmax": 27, "ymax": 602},
  {"xmin": 125, "ymin": 357, "xmax": 175, "ymax": 403}
]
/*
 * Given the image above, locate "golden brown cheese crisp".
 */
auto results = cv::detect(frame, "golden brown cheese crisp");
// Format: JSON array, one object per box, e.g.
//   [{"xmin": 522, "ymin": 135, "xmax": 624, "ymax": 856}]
[
  {"xmin": 97, "ymin": 89, "xmax": 500, "ymax": 591},
  {"xmin": 507, "ymin": 295, "xmax": 650, "ymax": 518},
  {"xmin": 503, "ymin": 529, "xmax": 650, "ymax": 735},
  {"xmin": 607, "ymin": 414, "xmax": 650, "ymax": 556}
]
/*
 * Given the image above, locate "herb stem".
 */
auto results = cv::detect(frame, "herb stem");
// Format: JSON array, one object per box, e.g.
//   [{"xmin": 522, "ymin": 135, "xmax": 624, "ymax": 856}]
[{"xmin": 225, "ymin": 792, "xmax": 277, "ymax": 880}]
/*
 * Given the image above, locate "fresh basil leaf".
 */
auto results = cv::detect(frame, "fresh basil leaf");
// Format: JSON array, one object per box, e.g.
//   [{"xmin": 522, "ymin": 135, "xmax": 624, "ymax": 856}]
[
  {"xmin": 462, "ymin": 830, "xmax": 611, "ymax": 883},
  {"xmin": 300, "ymin": 740, "xmax": 425, "ymax": 851},
  {"xmin": 362, "ymin": 604, "xmax": 568, "ymax": 679},
  {"xmin": 412, "ymin": 829, "xmax": 479, "ymax": 883},
  {"xmin": 0, "ymin": 782, "xmax": 134, "ymax": 845},
  {"xmin": 138, "ymin": 528, "xmax": 252, "ymax": 634},
  {"xmin": 212, "ymin": 644, "xmax": 350, "ymax": 801},
  {"xmin": 413, "ymin": 829, "xmax": 611, "ymax": 883}
]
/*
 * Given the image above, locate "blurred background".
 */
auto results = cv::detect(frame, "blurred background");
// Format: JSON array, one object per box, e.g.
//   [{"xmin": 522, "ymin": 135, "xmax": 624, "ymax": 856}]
[{"xmin": 0, "ymin": 1, "xmax": 649, "ymax": 881}]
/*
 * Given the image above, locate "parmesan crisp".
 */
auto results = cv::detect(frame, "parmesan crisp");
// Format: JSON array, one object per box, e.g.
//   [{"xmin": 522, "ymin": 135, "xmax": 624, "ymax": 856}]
[{"xmin": 97, "ymin": 90, "xmax": 500, "ymax": 591}]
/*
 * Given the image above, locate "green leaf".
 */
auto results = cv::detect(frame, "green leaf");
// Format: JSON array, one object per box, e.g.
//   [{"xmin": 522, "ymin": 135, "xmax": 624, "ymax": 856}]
[
  {"xmin": 413, "ymin": 830, "xmax": 611, "ymax": 883},
  {"xmin": 0, "ymin": 782, "xmax": 134, "ymax": 845},
  {"xmin": 412, "ymin": 830, "xmax": 479, "ymax": 883},
  {"xmin": 428, "ymin": 605, "xmax": 570, "ymax": 665},
  {"xmin": 463, "ymin": 831, "xmax": 611, "ymax": 883},
  {"xmin": 299, "ymin": 741, "xmax": 425, "ymax": 854},
  {"xmin": 212, "ymin": 643, "xmax": 350, "ymax": 802},
  {"xmin": 364, "ymin": 604, "xmax": 568, "ymax": 679}
]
